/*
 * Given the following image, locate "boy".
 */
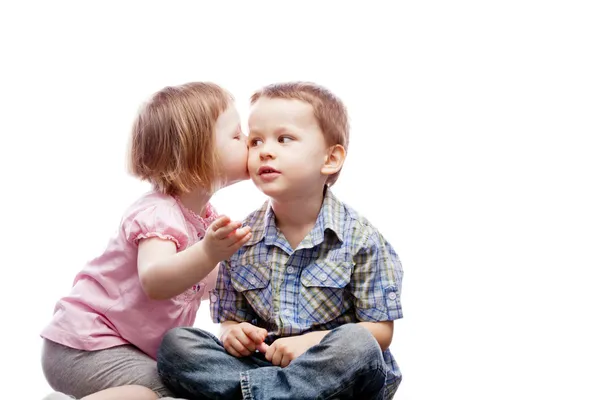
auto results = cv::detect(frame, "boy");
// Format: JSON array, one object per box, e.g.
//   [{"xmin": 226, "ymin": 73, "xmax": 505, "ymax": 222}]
[{"xmin": 157, "ymin": 82, "xmax": 404, "ymax": 400}]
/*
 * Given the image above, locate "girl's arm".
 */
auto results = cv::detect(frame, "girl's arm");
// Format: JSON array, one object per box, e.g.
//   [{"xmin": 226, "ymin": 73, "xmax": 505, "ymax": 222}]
[{"xmin": 138, "ymin": 216, "xmax": 251, "ymax": 300}]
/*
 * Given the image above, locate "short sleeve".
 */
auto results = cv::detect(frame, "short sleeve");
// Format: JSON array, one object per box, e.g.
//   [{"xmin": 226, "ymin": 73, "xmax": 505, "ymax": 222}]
[
  {"xmin": 123, "ymin": 205, "xmax": 190, "ymax": 250},
  {"xmin": 209, "ymin": 259, "xmax": 258, "ymax": 323},
  {"xmin": 349, "ymin": 230, "xmax": 404, "ymax": 322}
]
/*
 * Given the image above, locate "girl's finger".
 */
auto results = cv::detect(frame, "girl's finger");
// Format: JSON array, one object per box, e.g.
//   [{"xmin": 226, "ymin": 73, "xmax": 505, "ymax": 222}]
[
  {"xmin": 214, "ymin": 221, "xmax": 242, "ymax": 240},
  {"xmin": 211, "ymin": 216, "xmax": 231, "ymax": 232}
]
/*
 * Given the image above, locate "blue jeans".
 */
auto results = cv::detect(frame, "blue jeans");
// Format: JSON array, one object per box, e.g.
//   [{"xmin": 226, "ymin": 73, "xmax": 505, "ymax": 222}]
[{"xmin": 157, "ymin": 324, "xmax": 387, "ymax": 400}]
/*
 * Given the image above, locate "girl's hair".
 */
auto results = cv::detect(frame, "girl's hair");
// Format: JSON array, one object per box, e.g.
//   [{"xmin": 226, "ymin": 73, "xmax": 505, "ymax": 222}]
[
  {"xmin": 250, "ymin": 81, "xmax": 349, "ymax": 186},
  {"xmin": 128, "ymin": 82, "xmax": 233, "ymax": 195}
]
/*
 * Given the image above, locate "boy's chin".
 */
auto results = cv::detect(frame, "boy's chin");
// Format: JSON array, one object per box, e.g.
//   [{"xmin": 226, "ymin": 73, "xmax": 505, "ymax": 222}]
[{"xmin": 255, "ymin": 184, "xmax": 284, "ymax": 199}]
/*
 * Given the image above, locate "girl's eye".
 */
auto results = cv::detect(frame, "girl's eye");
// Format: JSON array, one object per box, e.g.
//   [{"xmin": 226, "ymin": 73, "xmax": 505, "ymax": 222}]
[{"xmin": 279, "ymin": 136, "xmax": 293, "ymax": 143}]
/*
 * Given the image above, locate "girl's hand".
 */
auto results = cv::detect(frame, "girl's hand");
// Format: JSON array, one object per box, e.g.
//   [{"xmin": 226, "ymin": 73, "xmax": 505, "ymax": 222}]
[{"xmin": 202, "ymin": 216, "xmax": 252, "ymax": 264}]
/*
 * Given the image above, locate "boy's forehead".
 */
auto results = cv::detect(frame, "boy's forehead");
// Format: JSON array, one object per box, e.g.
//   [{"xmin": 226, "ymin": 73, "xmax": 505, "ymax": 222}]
[{"xmin": 248, "ymin": 97, "xmax": 315, "ymax": 127}]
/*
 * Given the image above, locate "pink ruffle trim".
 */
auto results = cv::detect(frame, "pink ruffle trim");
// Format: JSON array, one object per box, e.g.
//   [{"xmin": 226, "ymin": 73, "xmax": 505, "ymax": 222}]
[{"xmin": 134, "ymin": 232, "xmax": 182, "ymax": 249}]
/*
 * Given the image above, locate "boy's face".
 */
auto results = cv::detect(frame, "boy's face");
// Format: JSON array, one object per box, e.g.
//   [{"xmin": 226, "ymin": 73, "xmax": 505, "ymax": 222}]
[{"xmin": 247, "ymin": 98, "xmax": 330, "ymax": 199}]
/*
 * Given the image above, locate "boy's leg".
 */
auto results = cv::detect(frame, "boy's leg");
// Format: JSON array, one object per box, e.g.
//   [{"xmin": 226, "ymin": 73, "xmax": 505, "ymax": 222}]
[
  {"xmin": 157, "ymin": 327, "xmax": 271, "ymax": 399},
  {"xmin": 241, "ymin": 324, "xmax": 387, "ymax": 400}
]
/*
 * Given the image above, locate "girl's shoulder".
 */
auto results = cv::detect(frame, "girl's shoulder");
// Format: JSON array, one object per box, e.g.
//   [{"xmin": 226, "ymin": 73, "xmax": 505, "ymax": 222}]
[{"xmin": 120, "ymin": 191, "xmax": 190, "ymax": 249}]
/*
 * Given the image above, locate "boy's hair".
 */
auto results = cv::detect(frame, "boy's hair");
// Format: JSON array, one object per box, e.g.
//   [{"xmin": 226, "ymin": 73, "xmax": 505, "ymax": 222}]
[
  {"xmin": 250, "ymin": 81, "xmax": 349, "ymax": 186},
  {"xmin": 128, "ymin": 82, "xmax": 233, "ymax": 195}
]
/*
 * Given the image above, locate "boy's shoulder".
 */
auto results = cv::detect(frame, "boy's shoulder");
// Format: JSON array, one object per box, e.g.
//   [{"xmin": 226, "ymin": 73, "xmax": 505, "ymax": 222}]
[
  {"xmin": 324, "ymin": 191, "xmax": 385, "ymax": 245},
  {"xmin": 236, "ymin": 191, "xmax": 387, "ymax": 255}
]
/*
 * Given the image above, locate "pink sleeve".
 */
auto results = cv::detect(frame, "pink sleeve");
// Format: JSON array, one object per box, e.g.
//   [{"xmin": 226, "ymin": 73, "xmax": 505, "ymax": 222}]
[{"xmin": 124, "ymin": 205, "xmax": 189, "ymax": 250}]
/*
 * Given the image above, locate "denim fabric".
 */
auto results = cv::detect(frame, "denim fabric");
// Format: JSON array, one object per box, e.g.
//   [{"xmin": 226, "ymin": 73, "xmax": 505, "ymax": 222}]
[{"xmin": 157, "ymin": 324, "xmax": 393, "ymax": 400}]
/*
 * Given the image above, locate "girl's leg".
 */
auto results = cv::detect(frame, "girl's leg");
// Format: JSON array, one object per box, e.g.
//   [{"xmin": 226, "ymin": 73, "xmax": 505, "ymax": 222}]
[
  {"xmin": 43, "ymin": 386, "xmax": 157, "ymax": 400},
  {"xmin": 81, "ymin": 386, "xmax": 157, "ymax": 400},
  {"xmin": 41, "ymin": 339, "xmax": 182, "ymax": 399}
]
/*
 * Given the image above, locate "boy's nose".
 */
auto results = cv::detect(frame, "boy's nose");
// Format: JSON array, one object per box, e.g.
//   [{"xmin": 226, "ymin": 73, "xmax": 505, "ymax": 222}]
[
  {"xmin": 259, "ymin": 149, "xmax": 274, "ymax": 160},
  {"xmin": 259, "ymin": 142, "xmax": 275, "ymax": 160}
]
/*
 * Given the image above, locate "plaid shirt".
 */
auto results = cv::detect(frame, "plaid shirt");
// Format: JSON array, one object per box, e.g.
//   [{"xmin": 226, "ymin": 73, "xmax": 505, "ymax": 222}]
[{"xmin": 210, "ymin": 188, "xmax": 403, "ymax": 396}]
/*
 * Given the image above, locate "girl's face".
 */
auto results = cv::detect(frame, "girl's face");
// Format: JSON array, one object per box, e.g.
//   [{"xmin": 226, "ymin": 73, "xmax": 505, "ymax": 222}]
[{"xmin": 214, "ymin": 104, "xmax": 249, "ymax": 187}]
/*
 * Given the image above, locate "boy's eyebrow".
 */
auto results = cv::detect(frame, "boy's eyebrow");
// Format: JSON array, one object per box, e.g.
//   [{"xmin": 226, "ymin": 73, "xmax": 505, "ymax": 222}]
[{"xmin": 248, "ymin": 126, "xmax": 293, "ymax": 136}]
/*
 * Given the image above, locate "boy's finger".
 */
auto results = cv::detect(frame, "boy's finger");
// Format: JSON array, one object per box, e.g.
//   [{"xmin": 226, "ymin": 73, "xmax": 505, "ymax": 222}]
[
  {"xmin": 230, "ymin": 338, "xmax": 251, "ymax": 356},
  {"xmin": 264, "ymin": 344, "xmax": 274, "ymax": 361},
  {"xmin": 241, "ymin": 323, "xmax": 261, "ymax": 339},
  {"xmin": 256, "ymin": 342, "xmax": 269, "ymax": 353},
  {"xmin": 271, "ymin": 347, "xmax": 283, "ymax": 366},
  {"xmin": 246, "ymin": 327, "xmax": 266, "ymax": 344},
  {"xmin": 234, "ymin": 331, "xmax": 255, "ymax": 352},
  {"xmin": 281, "ymin": 354, "xmax": 292, "ymax": 368},
  {"xmin": 225, "ymin": 344, "xmax": 242, "ymax": 358}
]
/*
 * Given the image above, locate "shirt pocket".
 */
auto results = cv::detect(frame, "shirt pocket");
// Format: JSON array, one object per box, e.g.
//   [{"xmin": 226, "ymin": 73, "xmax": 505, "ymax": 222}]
[
  {"xmin": 300, "ymin": 260, "xmax": 352, "ymax": 324},
  {"xmin": 230, "ymin": 264, "xmax": 272, "ymax": 320}
]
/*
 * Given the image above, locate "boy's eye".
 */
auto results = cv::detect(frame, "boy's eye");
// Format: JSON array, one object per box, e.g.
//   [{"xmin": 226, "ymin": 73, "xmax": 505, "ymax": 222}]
[
  {"xmin": 249, "ymin": 138, "xmax": 263, "ymax": 147},
  {"xmin": 278, "ymin": 136, "xmax": 293, "ymax": 143}
]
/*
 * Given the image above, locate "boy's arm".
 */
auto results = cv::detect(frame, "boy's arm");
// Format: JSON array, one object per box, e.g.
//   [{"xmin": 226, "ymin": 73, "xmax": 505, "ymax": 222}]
[
  {"xmin": 349, "ymin": 229, "xmax": 403, "ymax": 345},
  {"xmin": 290, "ymin": 321, "xmax": 393, "ymax": 351},
  {"xmin": 357, "ymin": 321, "xmax": 394, "ymax": 351}
]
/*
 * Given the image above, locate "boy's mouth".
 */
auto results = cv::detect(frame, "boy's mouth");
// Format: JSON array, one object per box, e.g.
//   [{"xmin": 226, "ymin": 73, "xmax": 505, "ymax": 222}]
[{"xmin": 258, "ymin": 166, "xmax": 281, "ymax": 175}]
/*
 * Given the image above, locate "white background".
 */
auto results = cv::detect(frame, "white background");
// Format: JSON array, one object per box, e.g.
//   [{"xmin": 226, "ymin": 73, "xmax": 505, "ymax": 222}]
[{"xmin": 1, "ymin": 1, "xmax": 599, "ymax": 399}]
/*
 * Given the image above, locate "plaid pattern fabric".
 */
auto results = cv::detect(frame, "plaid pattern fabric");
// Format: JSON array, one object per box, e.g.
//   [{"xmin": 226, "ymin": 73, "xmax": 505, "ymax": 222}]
[{"xmin": 210, "ymin": 188, "xmax": 403, "ymax": 395}]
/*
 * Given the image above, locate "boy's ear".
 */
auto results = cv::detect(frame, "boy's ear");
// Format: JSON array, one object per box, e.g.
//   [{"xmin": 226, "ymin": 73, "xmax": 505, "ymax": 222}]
[{"xmin": 321, "ymin": 144, "xmax": 346, "ymax": 177}]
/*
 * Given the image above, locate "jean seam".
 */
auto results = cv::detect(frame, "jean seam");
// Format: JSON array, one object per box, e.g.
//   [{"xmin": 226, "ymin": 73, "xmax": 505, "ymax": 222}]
[{"xmin": 240, "ymin": 371, "xmax": 254, "ymax": 400}]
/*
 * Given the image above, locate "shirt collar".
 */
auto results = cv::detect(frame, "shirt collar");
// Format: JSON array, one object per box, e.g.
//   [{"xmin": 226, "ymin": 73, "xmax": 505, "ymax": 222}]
[{"xmin": 244, "ymin": 186, "xmax": 345, "ymax": 248}]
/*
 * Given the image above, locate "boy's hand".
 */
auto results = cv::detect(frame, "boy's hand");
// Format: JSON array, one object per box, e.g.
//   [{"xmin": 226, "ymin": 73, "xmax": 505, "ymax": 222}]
[
  {"xmin": 202, "ymin": 216, "xmax": 252, "ymax": 264},
  {"xmin": 221, "ymin": 322, "xmax": 268, "ymax": 357},
  {"xmin": 264, "ymin": 331, "xmax": 328, "ymax": 367}
]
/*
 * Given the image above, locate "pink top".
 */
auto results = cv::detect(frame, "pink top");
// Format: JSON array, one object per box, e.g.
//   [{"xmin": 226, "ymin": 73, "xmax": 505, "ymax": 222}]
[{"xmin": 41, "ymin": 191, "xmax": 219, "ymax": 359}]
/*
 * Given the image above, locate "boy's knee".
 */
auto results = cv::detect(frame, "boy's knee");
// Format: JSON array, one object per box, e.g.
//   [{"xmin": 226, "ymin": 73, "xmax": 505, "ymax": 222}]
[
  {"xmin": 159, "ymin": 327, "xmax": 186, "ymax": 356},
  {"xmin": 158, "ymin": 328, "xmax": 197, "ymax": 366},
  {"xmin": 158, "ymin": 328, "xmax": 217, "ymax": 366},
  {"xmin": 332, "ymin": 324, "xmax": 383, "ymax": 362},
  {"xmin": 161, "ymin": 327, "xmax": 213, "ymax": 349}
]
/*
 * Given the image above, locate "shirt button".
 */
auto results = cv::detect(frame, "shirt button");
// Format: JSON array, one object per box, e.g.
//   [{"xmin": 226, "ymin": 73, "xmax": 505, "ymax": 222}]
[
  {"xmin": 249, "ymin": 277, "xmax": 257, "ymax": 285},
  {"xmin": 210, "ymin": 294, "xmax": 218, "ymax": 303},
  {"xmin": 286, "ymin": 266, "xmax": 295, "ymax": 274},
  {"xmin": 283, "ymin": 309, "xmax": 292, "ymax": 316},
  {"xmin": 388, "ymin": 292, "xmax": 397, "ymax": 300},
  {"xmin": 300, "ymin": 312, "xmax": 308, "ymax": 319},
  {"xmin": 319, "ymin": 273, "xmax": 328, "ymax": 281}
]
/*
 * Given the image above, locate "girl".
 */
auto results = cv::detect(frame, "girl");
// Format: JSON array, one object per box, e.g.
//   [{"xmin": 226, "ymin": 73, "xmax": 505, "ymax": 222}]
[{"xmin": 41, "ymin": 82, "xmax": 251, "ymax": 400}]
